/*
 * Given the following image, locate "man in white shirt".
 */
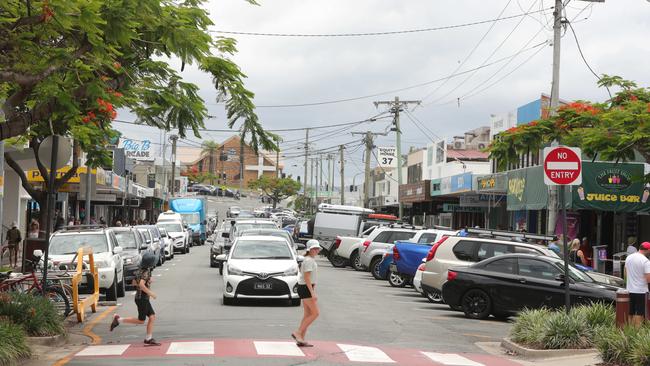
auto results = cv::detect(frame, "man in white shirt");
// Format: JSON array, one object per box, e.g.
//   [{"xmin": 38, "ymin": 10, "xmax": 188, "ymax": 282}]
[{"xmin": 625, "ymin": 242, "xmax": 650, "ymax": 326}]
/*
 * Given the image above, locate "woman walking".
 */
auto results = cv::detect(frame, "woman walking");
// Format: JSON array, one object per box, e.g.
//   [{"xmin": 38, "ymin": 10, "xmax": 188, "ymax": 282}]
[
  {"xmin": 569, "ymin": 238, "xmax": 588, "ymax": 266},
  {"xmin": 292, "ymin": 240, "xmax": 321, "ymax": 347}
]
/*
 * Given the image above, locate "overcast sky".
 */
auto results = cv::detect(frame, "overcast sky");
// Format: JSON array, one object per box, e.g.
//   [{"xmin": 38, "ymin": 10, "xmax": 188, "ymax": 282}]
[{"xmin": 114, "ymin": 0, "xmax": 650, "ymax": 184}]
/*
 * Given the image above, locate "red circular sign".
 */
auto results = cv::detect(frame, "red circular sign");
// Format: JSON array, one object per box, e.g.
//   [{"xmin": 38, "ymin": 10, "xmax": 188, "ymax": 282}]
[{"xmin": 544, "ymin": 147, "xmax": 582, "ymax": 185}]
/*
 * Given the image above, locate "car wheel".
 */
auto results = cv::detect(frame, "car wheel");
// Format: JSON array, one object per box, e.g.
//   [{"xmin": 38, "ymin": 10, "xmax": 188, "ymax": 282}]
[
  {"xmin": 222, "ymin": 295, "xmax": 234, "ymax": 305},
  {"xmin": 187, "ymin": 245, "xmax": 190, "ymax": 254},
  {"xmin": 106, "ymin": 273, "xmax": 118, "ymax": 302},
  {"xmin": 117, "ymin": 274, "xmax": 126, "ymax": 298},
  {"xmin": 425, "ymin": 289, "xmax": 444, "ymax": 303},
  {"xmin": 370, "ymin": 257, "xmax": 384, "ymax": 280},
  {"xmin": 461, "ymin": 289, "xmax": 492, "ymax": 320},
  {"xmin": 350, "ymin": 251, "xmax": 363, "ymax": 271},
  {"xmin": 327, "ymin": 251, "xmax": 348, "ymax": 268},
  {"xmin": 210, "ymin": 261, "xmax": 216, "ymax": 268},
  {"xmin": 219, "ymin": 265, "xmax": 223, "ymax": 275},
  {"xmin": 291, "ymin": 299, "xmax": 301, "ymax": 306},
  {"xmin": 388, "ymin": 271, "xmax": 407, "ymax": 287}
]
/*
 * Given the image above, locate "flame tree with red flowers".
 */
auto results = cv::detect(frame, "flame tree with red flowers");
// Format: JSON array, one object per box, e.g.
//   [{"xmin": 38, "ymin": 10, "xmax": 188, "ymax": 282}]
[
  {"xmin": 0, "ymin": 0, "xmax": 278, "ymax": 228},
  {"xmin": 488, "ymin": 76, "xmax": 650, "ymax": 182}
]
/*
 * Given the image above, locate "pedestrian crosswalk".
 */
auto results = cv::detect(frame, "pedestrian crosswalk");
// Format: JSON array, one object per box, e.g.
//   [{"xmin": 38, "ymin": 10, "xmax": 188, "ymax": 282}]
[{"xmin": 73, "ymin": 338, "xmax": 520, "ymax": 365}]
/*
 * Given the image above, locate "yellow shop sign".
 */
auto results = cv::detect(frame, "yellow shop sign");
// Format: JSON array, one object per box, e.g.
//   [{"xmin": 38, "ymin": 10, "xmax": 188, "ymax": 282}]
[{"xmin": 26, "ymin": 166, "xmax": 99, "ymax": 184}]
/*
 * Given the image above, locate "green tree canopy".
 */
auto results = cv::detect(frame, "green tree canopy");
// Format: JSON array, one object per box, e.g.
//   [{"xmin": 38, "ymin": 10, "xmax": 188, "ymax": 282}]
[
  {"xmin": 488, "ymin": 75, "xmax": 650, "ymax": 181},
  {"xmin": 248, "ymin": 176, "xmax": 301, "ymax": 209}
]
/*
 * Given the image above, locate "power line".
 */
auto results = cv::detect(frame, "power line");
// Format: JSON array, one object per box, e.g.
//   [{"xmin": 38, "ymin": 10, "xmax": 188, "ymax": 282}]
[
  {"xmin": 566, "ymin": 20, "xmax": 611, "ymax": 98},
  {"xmin": 210, "ymin": 8, "xmax": 552, "ymax": 38}
]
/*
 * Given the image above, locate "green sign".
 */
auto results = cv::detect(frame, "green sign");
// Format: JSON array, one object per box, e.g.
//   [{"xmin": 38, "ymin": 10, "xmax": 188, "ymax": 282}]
[
  {"xmin": 573, "ymin": 162, "xmax": 649, "ymax": 212},
  {"xmin": 507, "ymin": 166, "xmax": 548, "ymax": 211},
  {"xmin": 430, "ymin": 178, "xmax": 441, "ymax": 196},
  {"xmin": 443, "ymin": 204, "xmax": 485, "ymax": 213}
]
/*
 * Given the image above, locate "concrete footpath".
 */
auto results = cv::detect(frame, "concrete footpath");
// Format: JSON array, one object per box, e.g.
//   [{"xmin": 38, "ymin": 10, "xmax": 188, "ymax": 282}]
[{"xmin": 477, "ymin": 342, "xmax": 601, "ymax": 366}]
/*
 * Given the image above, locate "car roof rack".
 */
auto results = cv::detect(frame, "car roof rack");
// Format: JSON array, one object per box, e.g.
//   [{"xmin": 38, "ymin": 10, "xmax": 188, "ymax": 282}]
[
  {"xmin": 388, "ymin": 223, "xmax": 425, "ymax": 230},
  {"xmin": 59, "ymin": 224, "xmax": 106, "ymax": 232},
  {"xmin": 466, "ymin": 228, "xmax": 555, "ymax": 242}
]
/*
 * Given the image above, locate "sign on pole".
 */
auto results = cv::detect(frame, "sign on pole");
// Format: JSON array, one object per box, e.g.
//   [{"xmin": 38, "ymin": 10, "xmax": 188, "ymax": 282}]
[
  {"xmin": 543, "ymin": 146, "xmax": 582, "ymax": 186},
  {"xmin": 377, "ymin": 146, "xmax": 397, "ymax": 168}
]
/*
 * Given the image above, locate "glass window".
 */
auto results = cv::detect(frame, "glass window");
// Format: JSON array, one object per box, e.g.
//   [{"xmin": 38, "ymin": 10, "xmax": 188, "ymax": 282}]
[
  {"xmin": 114, "ymin": 231, "xmax": 138, "ymax": 249},
  {"xmin": 518, "ymin": 258, "xmax": 561, "ymax": 280},
  {"xmin": 515, "ymin": 246, "xmax": 540, "ymax": 255},
  {"xmin": 477, "ymin": 243, "xmax": 514, "ymax": 261},
  {"xmin": 373, "ymin": 231, "xmax": 392, "ymax": 243},
  {"xmin": 157, "ymin": 223, "xmax": 184, "ymax": 233},
  {"xmin": 452, "ymin": 241, "xmax": 478, "ymax": 262},
  {"xmin": 49, "ymin": 234, "xmax": 109, "ymax": 255},
  {"xmin": 482, "ymin": 258, "xmax": 517, "ymax": 274},
  {"xmin": 231, "ymin": 240, "xmax": 292, "ymax": 259},
  {"xmin": 418, "ymin": 233, "xmax": 438, "ymax": 244},
  {"xmin": 139, "ymin": 229, "xmax": 152, "ymax": 242},
  {"xmin": 390, "ymin": 231, "xmax": 416, "ymax": 243},
  {"xmin": 181, "ymin": 213, "xmax": 200, "ymax": 225}
]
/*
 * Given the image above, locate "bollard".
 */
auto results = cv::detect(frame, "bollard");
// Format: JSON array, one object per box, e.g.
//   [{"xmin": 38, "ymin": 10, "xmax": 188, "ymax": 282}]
[{"xmin": 616, "ymin": 289, "xmax": 629, "ymax": 328}]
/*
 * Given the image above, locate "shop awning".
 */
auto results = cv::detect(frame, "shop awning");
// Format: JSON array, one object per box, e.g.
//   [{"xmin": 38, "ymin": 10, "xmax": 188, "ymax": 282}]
[{"xmin": 507, "ymin": 166, "xmax": 548, "ymax": 211}]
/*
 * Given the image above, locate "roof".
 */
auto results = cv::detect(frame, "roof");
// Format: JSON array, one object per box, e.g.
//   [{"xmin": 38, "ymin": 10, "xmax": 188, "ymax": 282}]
[
  {"xmin": 446, "ymin": 149, "xmax": 489, "ymax": 160},
  {"xmin": 236, "ymin": 235, "xmax": 289, "ymax": 242}
]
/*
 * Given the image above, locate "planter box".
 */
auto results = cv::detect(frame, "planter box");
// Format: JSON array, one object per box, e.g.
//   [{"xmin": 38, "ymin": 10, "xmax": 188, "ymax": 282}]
[{"xmin": 501, "ymin": 338, "xmax": 598, "ymax": 359}]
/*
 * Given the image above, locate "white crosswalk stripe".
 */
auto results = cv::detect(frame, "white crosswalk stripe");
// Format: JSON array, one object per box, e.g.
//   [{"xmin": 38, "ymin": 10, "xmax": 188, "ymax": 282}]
[
  {"xmin": 166, "ymin": 341, "xmax": 214, "ymax": 355},
  {"xmin": 337, "ymin": 344, "xmax": 395, "ymax": 363},
  {"xmin": 76, "ymin": 345, "xmax": 130, "ymax": 356},
  {"xmin": 253, "ymin": 341, "xmax": 304, "ymax": 356},
  {"xmin": 421, "ymin": 352, "xmax": 484, "ymax": 366}
]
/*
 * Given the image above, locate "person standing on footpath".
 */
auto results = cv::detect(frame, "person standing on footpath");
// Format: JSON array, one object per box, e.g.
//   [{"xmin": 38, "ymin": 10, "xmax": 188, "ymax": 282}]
[
  {"xmin": 624, "ymin": 242, "xmax": 650, "ymax": 326},
  {"xmin": 5, "ymin": 222, "xmax": 21, "ymax": 268},
  {"xmin": 292, "ymin": 240, "xmax": 321, "ymax": 347}
]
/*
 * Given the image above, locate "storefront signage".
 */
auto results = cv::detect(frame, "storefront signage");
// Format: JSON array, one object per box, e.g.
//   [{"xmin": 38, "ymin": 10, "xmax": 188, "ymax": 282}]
[
  {"xmin": 399, "ymin": 181, "xmax": 431, "ymax": 203},
  {"xmin": 475, "ymin": 173, "xmax": 507, "ymax": 192},
  {"xmin": 459, "ymin": 194, "xmax": 491, "ymax": 207},
  {"xmin": 26, "ymin": 166, "xmax": 100, "ymax": 184},
  {"xmin": 450, "ymin": 172, "xmax": 473, "ymax": 193},
  {"xmin": 377, "ymin": 146, "xmax": 397, "ymax": 168},
  {"xmin": 430, "ymin": 178, "xmax": 441, "ymax": 196},
  {"xmin": 507, "ymin": 166, "xmax": 549, "ymax": 211},
  {"xmin": 573, "ymin": 162, "xmax": 650, "ymax": 212},
  {"xmin": 120, "ymin": 139, "xmax": 154, "ymax": 161},
  {"xmin": 439, "ymin": 177, "xmax": 452, "ymax": 195},
  {"xmin": 442, "ymin": 203, "xmax": 485, "ymax": 213}
]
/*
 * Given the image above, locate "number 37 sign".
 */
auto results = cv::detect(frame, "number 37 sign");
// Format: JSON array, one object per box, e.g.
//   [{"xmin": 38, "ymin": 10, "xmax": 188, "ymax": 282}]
[{"xmin": 377, "ymin": 146, "xmax": 397, "ymax": 168}]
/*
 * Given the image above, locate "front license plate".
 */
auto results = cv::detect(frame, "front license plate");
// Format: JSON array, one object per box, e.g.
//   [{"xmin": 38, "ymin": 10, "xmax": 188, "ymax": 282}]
[
  {"xmin": 389, "ymin": 264, "xmax": 397, "ymax": 272},
  {"xmin": 254, "ymin": 282, "xmax": 272, "ymax": 290}
]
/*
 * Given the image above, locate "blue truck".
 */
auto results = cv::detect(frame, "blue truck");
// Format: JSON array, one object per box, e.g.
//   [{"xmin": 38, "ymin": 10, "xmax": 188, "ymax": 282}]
[{"xmin": 169, "ymin": 197, "xmax": 207, "ymax": 245}]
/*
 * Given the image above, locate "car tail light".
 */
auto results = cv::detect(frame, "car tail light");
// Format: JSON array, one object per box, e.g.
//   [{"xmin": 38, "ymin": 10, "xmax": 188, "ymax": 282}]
[
  {"xmin": 447, "ymin": 270, "xmax": 457, "ymax": 281},
  {"xmin": 426, "ymin": 236, "xmax": 449, "ymax": 262},
  {"xmin": 362, "ymin": 240, "xmax": 371, "ymax": 253},
  {"xmin": 417, "ymin": 263, "xmax": 425, "ymax": 271},
  {"xmin": 334, "ymin": 237, "xmax": 342, "ymax": 249},
  {"xmin": 393, "ymin": 246, "xmax": 400, "ymax": 261}
]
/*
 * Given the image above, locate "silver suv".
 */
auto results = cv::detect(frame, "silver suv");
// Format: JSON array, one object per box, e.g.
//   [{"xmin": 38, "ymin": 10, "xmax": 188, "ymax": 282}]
[{"xmin": 358, "ymin": 226, "xmax": 418, "ymax": 279}]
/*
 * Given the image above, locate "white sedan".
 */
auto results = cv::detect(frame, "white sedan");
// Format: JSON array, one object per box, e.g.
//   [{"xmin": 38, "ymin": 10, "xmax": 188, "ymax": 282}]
[{"xmin": 217, "ymin": 236, "xmax": 302, "ymax": 306}]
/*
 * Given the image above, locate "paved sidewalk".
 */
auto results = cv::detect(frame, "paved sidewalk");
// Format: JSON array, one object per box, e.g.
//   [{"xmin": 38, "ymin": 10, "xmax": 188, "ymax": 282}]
[{"xmin": 476, "ymin": 342, "xmax": 601, "ymax": 366}]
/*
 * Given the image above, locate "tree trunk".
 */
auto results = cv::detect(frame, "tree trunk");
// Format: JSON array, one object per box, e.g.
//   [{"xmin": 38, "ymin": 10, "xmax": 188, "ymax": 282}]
[{"xmin": 239, "ymin": 139, "xmax": 245, "ymax": 192}]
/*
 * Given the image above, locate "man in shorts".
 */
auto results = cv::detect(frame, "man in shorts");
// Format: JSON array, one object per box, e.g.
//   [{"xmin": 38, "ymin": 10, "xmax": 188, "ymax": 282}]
[
  {"xmin": 624, "ymin": 241, "xmax": 650, "ymax": 326},
  {"xmin": 109, "ymin": 252, "xmax": 160, "ymax": 345}
]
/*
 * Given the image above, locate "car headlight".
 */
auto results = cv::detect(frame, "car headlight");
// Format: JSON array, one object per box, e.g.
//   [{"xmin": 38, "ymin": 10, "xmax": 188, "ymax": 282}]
[
  {"xmin": 228, "ymin": 264, "xmax": 244, "ymax": 276},
  {"xmin": 283, "ymin": 265, "xmax": 299, "ymax": 276},
  {"xmin": 123, "ymin": 257, "xmax": 133, "ymax": 265}
]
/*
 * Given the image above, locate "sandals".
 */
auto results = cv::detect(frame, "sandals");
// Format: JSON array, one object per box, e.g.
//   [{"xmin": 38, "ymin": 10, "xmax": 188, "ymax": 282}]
[{"xmin": 291, "ymin": 333, "xmax": 314, "ymax": 347}]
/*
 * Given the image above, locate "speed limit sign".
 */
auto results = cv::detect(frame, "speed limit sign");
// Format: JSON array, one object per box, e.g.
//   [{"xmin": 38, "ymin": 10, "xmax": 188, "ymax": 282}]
[{"xmin": 377, "ymin": 146, "xmax": 397, "ymax": 168}]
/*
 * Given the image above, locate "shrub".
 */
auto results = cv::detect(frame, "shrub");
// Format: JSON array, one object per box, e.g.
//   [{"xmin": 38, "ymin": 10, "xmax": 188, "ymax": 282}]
[
  {"xmin": 595, "ymin": 325, "xmax": 650, "ymax": 366},
  {"xmin": 0, "ymin": 319, "xmax": 31, "ymax": 366},
  {"xmin": 510, "ymin": 308, "xmax": 550, "ymax": 348},
  {"xmin": 572, "ymin": 302, "xmax": 615, "ymax": 329},
  {"xmin": 0, "ymin": 291, "xmax": 65, "ymax": 336},
  {"xmin": 540, "ymin": 311, "xmax": 591, "ymax": 349}
]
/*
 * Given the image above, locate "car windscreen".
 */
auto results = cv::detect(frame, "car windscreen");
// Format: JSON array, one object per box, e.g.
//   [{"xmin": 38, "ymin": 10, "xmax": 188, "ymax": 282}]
[
  {"xmin": 114, "ymin": 231, "xmax": 138, "ymax": 249},
  {"xmin": 139, "ymin": 229, "xmax": 152, "ymax": 241},
  {"xmin": 49, "ymin": 234, "xmax": 109, "ymax": 255},
  {"xmin": 181, "ymin": 213, "xmax": 200, "ymax": 225},
  {"xmin": 231, "ymin": 240, "xmax": 292, "ymax": 259},
  {"xmin": 236, "ymin": 223, "xmax": 277, "ymax": 233},
  {"xmin": 241, "ymin": 231, "xmax": 291, "ymax": 243},
  {"xmin": 564, "ymin": 263, "xmax": 595, "ymax": 283},
  {"xmin": 157, "ymin": 223, "xmax": 183, "ymax": 233}
]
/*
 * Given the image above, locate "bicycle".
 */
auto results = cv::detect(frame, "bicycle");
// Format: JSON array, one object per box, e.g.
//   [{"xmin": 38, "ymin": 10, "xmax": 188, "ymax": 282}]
[{"xmin": 0, "ymin": 258, "xmax": 72, "ymax": 317}]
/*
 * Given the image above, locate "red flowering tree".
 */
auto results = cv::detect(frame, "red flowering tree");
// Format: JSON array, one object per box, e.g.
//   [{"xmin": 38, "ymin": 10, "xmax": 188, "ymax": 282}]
[{"xmin": 488, "ymin": 75, "xmax": 650, "ymax": 181}]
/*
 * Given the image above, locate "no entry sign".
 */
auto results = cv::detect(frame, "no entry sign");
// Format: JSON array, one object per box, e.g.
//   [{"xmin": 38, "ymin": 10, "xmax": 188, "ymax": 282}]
[{"xmin": 543, "ymin": 146, "xmax": 582, "ymax": 186}]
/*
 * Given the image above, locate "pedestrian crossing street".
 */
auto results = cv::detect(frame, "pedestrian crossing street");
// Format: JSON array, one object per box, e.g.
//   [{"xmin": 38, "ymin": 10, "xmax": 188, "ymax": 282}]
[{"xmin": 74, "ymin": 339, "xmax": 519, "ymax": 365}]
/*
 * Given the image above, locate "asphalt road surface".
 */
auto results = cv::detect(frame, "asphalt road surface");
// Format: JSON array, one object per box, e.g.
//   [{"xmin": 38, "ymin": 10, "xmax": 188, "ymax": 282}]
[{"xmin": 57, "ymin": 214, "xmax": 519, "ymax": 366}]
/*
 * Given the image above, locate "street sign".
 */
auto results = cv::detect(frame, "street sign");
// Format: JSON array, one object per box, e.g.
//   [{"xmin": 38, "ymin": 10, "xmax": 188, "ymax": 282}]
[
  {"xmin": 543, "ymin": 146, "xmax": 582, "ymax": 186},
  {"xmin": 377, "ymin": 146, "xmax": 397, "ymax": 168}
]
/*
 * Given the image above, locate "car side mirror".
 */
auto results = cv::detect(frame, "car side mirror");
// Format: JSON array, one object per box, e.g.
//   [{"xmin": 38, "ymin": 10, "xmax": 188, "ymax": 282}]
[
  {"xmin": 215, "ymin": 254, "xmax": 227, "ymax": 262},
  {"xmin": 222, "ymin": 232, "xmax": 230, "ymax": 238},
  {"xmin": 296, "ymin": 255, "xmax": 305, "ymax": 264},
  {"xmin": 555, "ymin": 273, "xmax": 566, "ymax": 282},
  {"xmin": 140, "ymin": 244, "xmax": 149, "ymax": 250},
  {"xmin": 297, "ymin": 243, "xmax": 306, "ymax": 250},
  {"xmin": 113, "ymin": 246, "xmax": 123, "ymax": 254},
  {"xmin": 33, "ymin": 249, "xmax": 43, "ymax": 258}
]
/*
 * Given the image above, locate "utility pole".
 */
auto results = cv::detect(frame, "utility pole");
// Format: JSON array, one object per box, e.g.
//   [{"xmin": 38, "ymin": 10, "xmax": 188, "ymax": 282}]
[
  {"xmin": 339, "ymin": 145, "xmax": 345, "ymax": 205},
  {"xmin": 315, "ymin": 156, "xmax": 320, "ymax": 208},
  {"xmin": 303, "ymin": 129, "xmax": 309, "ymax": 200},
  {"xmin": 310, "ymin": 158, "xmax": 315, "ymax": 213},
  {"xmin": 329, "ymin": 154, "xmax": 334, "ymax": 204},
  {"xmin": 84, "ymin": 156, "xmax": 92, "ymax": 224},
  {"xmin": 363, "ymin": 132, "xmax": 372, "ymax": 208},
  {"xmin": 547, "ymin": 0, "xmax": 563, "ymax": 235},
  {"xmin": 276, "ymin": 149, "xmax": 280, "ymax": 178},
  {"xmin": 374, "ymin": 97, "xmax": 420, "ymax": 218},
  {"xmin": 169, "ymin": 134, "xmax": 178, "ymax": 198}
]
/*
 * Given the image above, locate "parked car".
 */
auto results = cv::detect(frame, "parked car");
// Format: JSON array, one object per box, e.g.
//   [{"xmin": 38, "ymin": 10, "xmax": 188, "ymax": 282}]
[
  {"xmin": 157, "ymin": 227, "xmax": 174, "ymax": 260},
  {"xmin": 135, "ymin": 225, "xmax": 164, "ymax": 266},
  {"xmin": 294, "ymin": 219, "xmax": 313, "ymax": 244},
  {"xmin": 228, "ymin": 219, "xmax": 279, "ymax": 242},
  {"xmin": 113, "ymin": 227, "xmax": 148, "ymax": 287},
  {"xmin": 420, "ymin": 236, "xmax": 558, "ymax": 304},
  {"xmin": 227, "ymin": 206, "xmax": 241, "ymax": 218},
  {"xmin": 239, "ymin": 228, "xmax": 304, "ymax": 252},
  {"xmin": 389, "ymin": 229, "xmax": 459, "ymax": 287},
  {"xmin": 376, "ymin": 251, "xmax": 393, "ymax": 280},
  {"xmin": 359, "ymin": 227, "xmax": 419, "ymax": 278},
  {"xmin": 216, "ymin": 236, "xmax": 302, "ymax": 306},
  {"xmin": 156, "ymin": 221, "xmax": 190, "ymax": 254},
  {"xmin": 442, "ymin": 254, "xmax": 618, "ymax": 320},
  {"xmin": 413, "ymin": 259, "xmax": 426, "ymax": 296},
  {"xmin": 313, "ymin": 204, "xmax": 374, "ymax": 256},
  {"xmin": 48, "ymin": 226, "xmax": 125, "ymax": 301},
  {"xmin": 333, "ymin": 225, "xmax": 383, "ymax": 270}
]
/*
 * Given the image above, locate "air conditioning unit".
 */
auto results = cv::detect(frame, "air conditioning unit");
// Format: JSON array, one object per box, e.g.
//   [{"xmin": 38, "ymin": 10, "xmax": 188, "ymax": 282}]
[
  {"xmin": 454, "ymin": 141, "xmax": 465, "ymax": 149},
  {"xmin": 478, "ymin": 143, "xmax": 487, "ymax": 150}
]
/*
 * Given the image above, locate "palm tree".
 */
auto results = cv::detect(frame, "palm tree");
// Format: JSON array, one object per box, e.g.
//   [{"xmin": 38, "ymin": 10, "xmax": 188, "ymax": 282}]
[{"xmin": 201, "ymin": 140, "xmax": 219, "ymax": 185}]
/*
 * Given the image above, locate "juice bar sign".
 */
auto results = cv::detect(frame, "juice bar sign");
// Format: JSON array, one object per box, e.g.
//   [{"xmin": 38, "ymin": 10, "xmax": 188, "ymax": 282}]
[
  {"xmin": 573, "ymin": 162, "xmax": 650, "ymax": 212},
  {"xmin": 120, "ymin": 139, "xmax": 154, "ymax": 161}
]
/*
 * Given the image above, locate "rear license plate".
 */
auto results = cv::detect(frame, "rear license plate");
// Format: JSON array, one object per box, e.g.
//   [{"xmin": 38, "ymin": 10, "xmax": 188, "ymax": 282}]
[
  {"xmin": 389, "ymin": 264, "xmax": 397, "ymax": 272},
  {"xmin": 254, "ymin": 282, "xmax": 272, "ymax": 290}
]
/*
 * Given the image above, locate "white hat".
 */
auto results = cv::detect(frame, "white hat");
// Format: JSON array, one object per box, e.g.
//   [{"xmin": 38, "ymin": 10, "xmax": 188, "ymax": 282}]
[
  {"xmin": 306, "ymin": 239, "xmax": 322, "ymax": 251},
  {"xmin": 11, "ymin": 221, "xmax": 17, "ymax": 228}
]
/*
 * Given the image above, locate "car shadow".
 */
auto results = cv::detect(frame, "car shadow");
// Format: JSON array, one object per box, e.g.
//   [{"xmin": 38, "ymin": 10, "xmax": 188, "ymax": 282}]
[{"xmin": 226, "ymin": 298, "xmax": 298, "ymax": 308}]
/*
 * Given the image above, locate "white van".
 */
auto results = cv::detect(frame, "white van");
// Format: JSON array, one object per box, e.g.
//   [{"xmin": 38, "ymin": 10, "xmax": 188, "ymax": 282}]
[
  {"xmin": 313, "ymin": 204, "xmax": 373, "ymax": 253},
  {"xmin": 158, "ymin": 210, "xmax": 183, "ymax": 223}
]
